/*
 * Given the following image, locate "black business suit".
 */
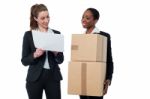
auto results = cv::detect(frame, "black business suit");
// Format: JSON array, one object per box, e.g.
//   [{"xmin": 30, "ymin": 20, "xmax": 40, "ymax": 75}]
[
  {"xmin": 80, "ymin": 31, "xmax": 114, "ymax": 99},
  {"xmin": 21, "ymin": 30, "xmax": 64, "ymax": 99}
]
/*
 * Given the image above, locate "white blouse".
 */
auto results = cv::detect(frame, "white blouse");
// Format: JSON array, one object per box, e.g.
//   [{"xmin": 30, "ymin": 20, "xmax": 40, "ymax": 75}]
[{"xmin": 87, "ymin": 27, "xmax": 100, "ymax": 34}]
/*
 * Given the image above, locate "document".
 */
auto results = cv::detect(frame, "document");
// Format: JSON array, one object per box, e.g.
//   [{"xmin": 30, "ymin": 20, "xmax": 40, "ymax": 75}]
[{"xmin": 32, "ymin": 31, "xmax": 64, "ymax": 52}]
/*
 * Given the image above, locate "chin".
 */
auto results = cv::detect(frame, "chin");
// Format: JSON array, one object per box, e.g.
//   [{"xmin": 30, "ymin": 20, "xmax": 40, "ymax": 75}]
[
  {"xmin": 82, "ymin": 25, "xmax": 87, "ymax": 28},
  {"xmin": 44, "ymin": 26, "xmax": 48, "ymax": 29}
]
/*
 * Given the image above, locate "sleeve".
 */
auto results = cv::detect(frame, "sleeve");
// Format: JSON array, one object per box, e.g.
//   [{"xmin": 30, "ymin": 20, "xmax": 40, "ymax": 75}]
[
  {"xmin": 21, "ymin": 32, "xmax": 38, "ymax": 66},
  {"xmin": 106, "ymin": 34, "xmax": 114, "ymax": 82},
  {"xmin": 54, "ymin": 52, "xmax": 64, "ymax": 64},
  {"xmin": 52, "ymin": 30, "xmax": 64, "ymax": 64}
]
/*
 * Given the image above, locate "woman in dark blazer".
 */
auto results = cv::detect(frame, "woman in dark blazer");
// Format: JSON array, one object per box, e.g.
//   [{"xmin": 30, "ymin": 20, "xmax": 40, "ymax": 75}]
[
  {"xmin": 21, "ymin": 4, "xmax": 64, "ymax": 99},
  {"xmin": 80, "ymin": 8, "xmax": 114, "ymax": 99}
]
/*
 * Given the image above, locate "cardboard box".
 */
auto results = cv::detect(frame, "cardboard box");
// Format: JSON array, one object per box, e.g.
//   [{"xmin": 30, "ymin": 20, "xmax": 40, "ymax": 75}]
[
  {"xmin": 71, "ymin": 34, "xmax": 107, "ymax": 62},
  {"xmin": 68, "ymin": 61, "xmax": 106, "ymax": 96}
]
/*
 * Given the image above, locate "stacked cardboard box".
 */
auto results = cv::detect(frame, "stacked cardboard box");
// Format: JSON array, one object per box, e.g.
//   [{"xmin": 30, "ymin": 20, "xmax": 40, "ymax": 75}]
[{"xmin": 68, "ymin": 34, "xmax": 107, "ymax": 96}]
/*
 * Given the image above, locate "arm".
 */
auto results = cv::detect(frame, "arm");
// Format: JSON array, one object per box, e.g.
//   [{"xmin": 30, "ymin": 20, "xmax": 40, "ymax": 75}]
[
  {"xmin": 103, "ymin": 34, "xmax": 114, "ymax": 95},
  {"xmin": 21, "ymin": 32, "xmax": 38, "ymax": 66},
  {"xmin": 53, "ymin": 52, "xmax": 64, "ymax": 64},
  {"xmin": 52, "ymin": 30, "xmax": 64, "ymax": 64},
  {"xmin": 106, "ymin": 34, "xmax": 114, "ymax": 83}
]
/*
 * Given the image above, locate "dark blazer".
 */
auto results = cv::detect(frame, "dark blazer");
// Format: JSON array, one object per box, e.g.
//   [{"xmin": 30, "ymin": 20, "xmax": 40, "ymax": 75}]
[
  {"xmin": 98, "ymin": 31, "xmax": 114, "ymax": 81},
  {"xmin": 21, "ymin": 30, "xmax": 64, "ymax": 82}
]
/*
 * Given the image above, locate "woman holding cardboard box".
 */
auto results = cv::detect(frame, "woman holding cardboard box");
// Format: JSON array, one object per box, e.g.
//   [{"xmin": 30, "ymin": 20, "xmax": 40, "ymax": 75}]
[
  {"xmin": 80, "ymin": 8, "xmax": 114, "ymax": 99},
  {"xmin": 21, "ymin": 4, "xmax": 64, "ymax": 99}
]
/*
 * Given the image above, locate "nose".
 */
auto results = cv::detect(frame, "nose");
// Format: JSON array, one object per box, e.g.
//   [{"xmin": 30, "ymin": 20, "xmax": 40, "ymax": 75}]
[
  {"xmin": 82, "ymin": 17, "xmax": 86, "ymax": 22},
  {"xmin": 45, "ymin": 17, "xmax": 49, "ymax": 23},
  {"xmin": 46, "ymin": 19, "xmax": 49, "ymax": 23},
  {"xmin": 82, "ymin": 19, "xmax": 86, "ymax": 24}
]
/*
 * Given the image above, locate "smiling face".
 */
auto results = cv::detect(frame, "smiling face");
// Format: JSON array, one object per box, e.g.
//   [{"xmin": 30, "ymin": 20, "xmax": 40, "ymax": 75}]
[
  {"xmin": 81, "ymin": 10, "xmax": 97, "ymax": 29},
  {"xmin": 34, "ymin": 11, "xmax": 50, "ymax": 30}
]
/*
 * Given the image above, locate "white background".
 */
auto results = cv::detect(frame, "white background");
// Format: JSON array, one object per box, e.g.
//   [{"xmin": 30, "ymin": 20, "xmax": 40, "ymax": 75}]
[{"xmin": 0, "ymin": 0, "xmax": 150, "ymax": 99}]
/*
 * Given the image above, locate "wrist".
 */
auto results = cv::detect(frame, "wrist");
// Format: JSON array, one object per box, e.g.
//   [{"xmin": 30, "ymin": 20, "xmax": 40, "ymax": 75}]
[{"xmin": 33, "ymin": 52, "xmax": 38, "ymax": 59}]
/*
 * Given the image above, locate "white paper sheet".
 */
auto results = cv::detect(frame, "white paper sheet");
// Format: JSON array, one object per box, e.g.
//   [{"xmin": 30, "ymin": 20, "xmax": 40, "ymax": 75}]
[{"xmin": 32, "ymin": 31, "xmax": 64, "ymax": 52}]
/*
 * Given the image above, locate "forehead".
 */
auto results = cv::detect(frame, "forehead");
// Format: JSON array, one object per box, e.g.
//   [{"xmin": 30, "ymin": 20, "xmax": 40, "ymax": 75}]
[
  {"xmin": 38, "ymin": 11, "xmax": 49, "ymax": 17},
  {"xmin": 83, "ymin": 10, "xmax": 93, "ymax": 17}
]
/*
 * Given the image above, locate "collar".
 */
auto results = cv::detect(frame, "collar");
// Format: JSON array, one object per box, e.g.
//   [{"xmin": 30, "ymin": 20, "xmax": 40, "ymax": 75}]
[
  {"xmin": 32, "ymin": 27, "xmax": 54, "ymax": 34},
  {"xmin": 91, "ymin": 27, "xmax": 100, "ymax": 34}
]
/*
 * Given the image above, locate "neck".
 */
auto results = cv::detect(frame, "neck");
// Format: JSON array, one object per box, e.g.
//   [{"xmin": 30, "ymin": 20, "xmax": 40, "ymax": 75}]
[
  {"xmin": 86, "ymin": 26, "xmax": 95, "ymax": 34},
  {"xmin": 38, "ymin": 26, "xmax": 48, "ymax": 32}
]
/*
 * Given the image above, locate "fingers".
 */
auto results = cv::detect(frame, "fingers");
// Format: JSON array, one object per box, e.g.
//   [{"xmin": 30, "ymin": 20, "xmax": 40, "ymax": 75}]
[
  {"xmin": 52, "ymin": 51, "xmax": 59, "ymax": 56},
  {"xmin": 103, "ymin": 84, "xmax": 109, "ymax": 95},
  {"xmin": 103, "ymin": 80, "xmax": 110, "ymax": 95},
  {"xmin": 37, "ymin": 49, "xmax": 44, "ymax": 54},
  {"xmin": 34, "ymin": 48, "xmax": 45, "ymax": 58}
]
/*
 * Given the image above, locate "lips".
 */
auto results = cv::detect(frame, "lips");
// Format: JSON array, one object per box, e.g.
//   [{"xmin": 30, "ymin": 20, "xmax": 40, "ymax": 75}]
[
  {"xmin": 44, "ymin": 23, "xmax": 48, "ymax": 26},
  {"xmin": 82, "ymin": 22, "xmax": 87, "ymax": 26},
  {"xmin": 43, "ymin": 23, "xmax": 48, "ymax": 27}
]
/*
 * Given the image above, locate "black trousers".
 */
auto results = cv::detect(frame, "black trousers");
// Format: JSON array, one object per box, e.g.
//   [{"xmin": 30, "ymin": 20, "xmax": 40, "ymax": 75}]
[
  {"xmin": 80, "ymin": 95, "xmax": 103, "ymax": 99},
  {"xmin": 26, "ymin": 69, "xmax": 61, "ymax": 99}
]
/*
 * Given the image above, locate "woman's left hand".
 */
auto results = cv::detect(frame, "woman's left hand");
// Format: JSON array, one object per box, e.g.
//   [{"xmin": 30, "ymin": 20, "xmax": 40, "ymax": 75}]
[
  {"xmin": 103, "ymin": 79, "xmax": 111, "ymax": 95},
  {"xmin": 52, "ymin": 51, "xmax": 59, "ymax": 56}
]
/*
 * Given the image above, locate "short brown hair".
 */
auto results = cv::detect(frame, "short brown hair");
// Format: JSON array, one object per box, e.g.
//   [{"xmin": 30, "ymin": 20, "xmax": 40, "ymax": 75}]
[{"xmin": 30, "ymin": 4, "xmax": 48, "ymax": 30}]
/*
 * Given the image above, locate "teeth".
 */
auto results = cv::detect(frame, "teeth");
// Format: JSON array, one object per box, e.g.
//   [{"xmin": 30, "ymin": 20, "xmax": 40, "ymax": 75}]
[{"xmin": 83, "ymin": 23, "xmax": 86, "ymax": 25}]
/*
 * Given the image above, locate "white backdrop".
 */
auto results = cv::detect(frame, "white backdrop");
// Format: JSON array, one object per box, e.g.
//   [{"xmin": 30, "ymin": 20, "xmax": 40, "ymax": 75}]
[{"xmin": 0, "ymin": 0, "xmax": 150, "ymax": 99}]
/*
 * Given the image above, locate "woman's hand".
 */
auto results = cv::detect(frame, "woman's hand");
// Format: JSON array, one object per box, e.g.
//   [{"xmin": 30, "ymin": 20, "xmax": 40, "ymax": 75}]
[
  {"xmin": 103, "ymin": 79, "xmax": 111, "ymax": 95},
  {"xmin": 33, "ymin": 48, "xmax": 45, "ymax": 58},
  {"xmin": 52, "ymin": 51, "xmax": 59, "ymax": 56}
]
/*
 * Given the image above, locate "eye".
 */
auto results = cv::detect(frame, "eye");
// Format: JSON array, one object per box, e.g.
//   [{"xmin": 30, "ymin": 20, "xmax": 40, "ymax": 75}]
[
  {"xmin": 85, "ymin": 16, "xmax": 90, "ymax": 20},
  {"xmin": 41, "ymin": 17, "xmax": 45, "ymax": 20},
  {"xmin": 47, "ymin": 15, "xmax": 49, "ymax": 19}
]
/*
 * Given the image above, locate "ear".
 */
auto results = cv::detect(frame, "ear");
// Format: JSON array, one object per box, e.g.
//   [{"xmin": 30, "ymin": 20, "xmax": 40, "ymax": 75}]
[
  {"xmin": 94, "ymin": 19, "xmax": 98, "ymax": 24},
  {"xmin": 34, "ymin": 17, "xmax": 38, "ymax": 22}
]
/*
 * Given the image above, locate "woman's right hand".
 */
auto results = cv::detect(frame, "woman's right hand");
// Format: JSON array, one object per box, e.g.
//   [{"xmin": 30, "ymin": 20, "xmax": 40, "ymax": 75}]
[{"xmin": 33, "ymin": 48, "xmax": 45, "ymax": 58}]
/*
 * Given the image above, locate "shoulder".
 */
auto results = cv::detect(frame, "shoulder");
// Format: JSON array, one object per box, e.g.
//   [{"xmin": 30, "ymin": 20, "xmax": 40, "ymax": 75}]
[
  {"xmin": 99, "ymin": 31, "xmax": 111, "ymax": 38},
  {"xmin": 23, "ymin": 31, "xmax": 32, "ymax": 39},
  {"xmin": 24, "ymin": 31, "xmax": 32, "ymax": 36},
  {"xmin": 96, "ymin": 31, "xmax": 111, "ymax": 39},
  {"xmin": 52, "ymin": 29, "xmax": 61, "ymax": 34}
]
